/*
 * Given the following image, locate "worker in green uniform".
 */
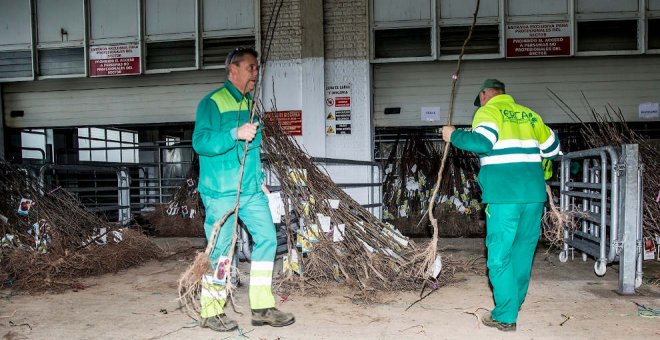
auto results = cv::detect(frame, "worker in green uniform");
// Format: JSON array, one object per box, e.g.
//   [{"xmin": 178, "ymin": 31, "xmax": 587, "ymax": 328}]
[
  {"xmin": 192, "ymin": 47, "xmax": 294, "ymax": 332},
  {"xmin": 442, "ymin": 79, "xmax": 560, "ymax": 332}
]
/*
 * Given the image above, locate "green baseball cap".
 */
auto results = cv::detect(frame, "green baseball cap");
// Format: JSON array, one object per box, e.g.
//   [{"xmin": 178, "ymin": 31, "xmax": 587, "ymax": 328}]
[{"xmin": 474, "ymin": 79, "xmax": 505, "ymax": 107}]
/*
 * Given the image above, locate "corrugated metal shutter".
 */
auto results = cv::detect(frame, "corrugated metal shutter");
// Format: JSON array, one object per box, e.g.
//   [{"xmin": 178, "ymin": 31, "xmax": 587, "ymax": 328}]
[
  {"xmin": 373, "ymin": 55, "xmax": 660, "ymax": 127},
  {"xmin": 3, "ymin": 70, "xmax": 227, "ymax": 128}
]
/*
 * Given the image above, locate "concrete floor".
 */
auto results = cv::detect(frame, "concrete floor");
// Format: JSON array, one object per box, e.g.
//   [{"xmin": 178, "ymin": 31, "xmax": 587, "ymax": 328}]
[{"xmin": 1, "ymin": 237, "xmax": 659, "ymax": 339}]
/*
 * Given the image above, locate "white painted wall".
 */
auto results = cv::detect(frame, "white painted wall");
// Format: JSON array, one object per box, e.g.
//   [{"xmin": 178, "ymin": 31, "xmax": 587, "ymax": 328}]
[
  {"xmin": 374, "ymin": 55, "xmax": 660, "ymax": 127},
  {"xmin": 261, "ymin": 59, "xmax": 373, "ymax": 162},
  {"xmin": 260, "ymin": 58, "xmax": 326, "ymax": 157},
  {"xmin": 324, "ymin": 59, "xmax": 372, "ymax": 161},
  {"xmin": 323, "ymin": 59, "xmax": 375, "ymax": 212}
]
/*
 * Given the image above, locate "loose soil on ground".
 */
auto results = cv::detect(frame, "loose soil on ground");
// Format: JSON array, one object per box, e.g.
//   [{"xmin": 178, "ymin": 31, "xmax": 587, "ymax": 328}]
[{"xmin": 1, "ymin": 238, "xmax": 659, "ymax": 339}]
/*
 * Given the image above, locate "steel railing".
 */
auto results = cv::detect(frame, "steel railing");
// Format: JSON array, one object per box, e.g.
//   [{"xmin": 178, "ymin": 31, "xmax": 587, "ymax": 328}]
[{"xmin": 27, "ymin": 142, "xmax": 384, "ymax": 223}]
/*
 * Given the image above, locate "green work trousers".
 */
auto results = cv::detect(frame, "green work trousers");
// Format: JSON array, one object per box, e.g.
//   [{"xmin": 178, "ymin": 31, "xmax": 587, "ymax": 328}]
[
  {"xmin": 199, "ymin": 192, "xmax": 277, "ymax": 317},
  {"xmin": 485, "ymin": 202, "xmax": 544, "ymax": 324}
]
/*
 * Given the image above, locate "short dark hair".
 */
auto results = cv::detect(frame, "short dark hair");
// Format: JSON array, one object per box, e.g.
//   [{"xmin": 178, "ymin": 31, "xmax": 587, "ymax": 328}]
[{"xmin": 225, "ymin": 47, "xmax": 259, "ymax": 69}]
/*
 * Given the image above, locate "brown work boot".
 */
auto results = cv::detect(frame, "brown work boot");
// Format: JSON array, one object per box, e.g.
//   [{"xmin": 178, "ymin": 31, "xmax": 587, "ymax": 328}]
[
  {"xmin": 482, "ymin": 312, "xmax": 516, "ymax": 332},
  {"xmin": 251, "ymin": 307, "xmax": 295, "ymax": 327},
  {"xmin": 200, "ymin": 314, "xmax": 238, "ymax": 332}
]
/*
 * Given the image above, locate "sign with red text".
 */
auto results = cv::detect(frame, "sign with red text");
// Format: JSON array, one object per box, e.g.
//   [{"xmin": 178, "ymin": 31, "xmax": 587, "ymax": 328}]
[
  {"xmin": 325, "ymin": 84, "xmax": 352, "ymax": 135},
  {"xmin": 89, "ymin": 42, "xmax": 141, "ymax": 77},
  {"xmin": 506, "ymin": 22, "xmax": 570, "ymax": 58},
  {"xmin": 264, "ymin": 110, "xmax": 303, "ymax": 136}
]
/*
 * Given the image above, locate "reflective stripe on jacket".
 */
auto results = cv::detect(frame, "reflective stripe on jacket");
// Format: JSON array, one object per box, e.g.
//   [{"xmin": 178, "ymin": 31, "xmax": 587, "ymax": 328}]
[{"xmin": 450, "ymin": 94, "xmax": 560, "ymax": 203}]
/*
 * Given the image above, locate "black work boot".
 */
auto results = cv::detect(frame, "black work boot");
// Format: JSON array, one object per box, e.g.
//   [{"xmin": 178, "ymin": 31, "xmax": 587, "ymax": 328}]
[
  {"xmin": 200, "ymin": 314, "xmax": 238, "ymax": 332},
  {"xmin": 482, "ymin": 312, "xmax": 516, "ymax": 332},
  {"xmin": 251, "ymin": 308, "xmax": 295, "ymax": 327}
]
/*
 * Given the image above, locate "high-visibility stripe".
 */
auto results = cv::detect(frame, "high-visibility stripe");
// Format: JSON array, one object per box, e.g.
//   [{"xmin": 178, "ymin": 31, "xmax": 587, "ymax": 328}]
[
  {"xmin": 249, "ymin": 286, "xmax": 276, "ymax": 309},
  {"xmin": 250, "ymin": 269, "xmax": 273, "ymax": 278},
  {"xmin": 480, "ymin": 153, "xmax": 541, "ymax": 166},
  {"xmin": 200, "ymin": 297, "xmax": 225, "ymax": 317},
  {"xmin": 200, "ymin": 274, "xmax": 227, "ymax": 317},
  {"xmin": 488, "ymin": 147, "xmax": 540, "ymax": 156},
  {"xmin": 542, "ymin": 146, "xmax": 560, "ymax": 158},
  {"xmin": 477, "ymin": 121, "xmax": 498, "ymax": 132},
  {"xmin": 492, "ymin": 139, "xmax": 540, "ymax": 150},
  {"xmin": 251, "ymin": 261, "xmax": 274, "ymax": 271},
  {"xmin": 249, "ymin": 276, "xmax": 273, "ymax": 286},
  {"xmin": 539, "ymin": 131, "xmax": 557, "ymax": 150},
  {"xmin": 201, "ymin": 288, "xmax": 227, "ymax": 299},
  {"xmin": 474, "ymin": 126, "xmax": 498, "ymax": 145},
  {"xmin": 542, "ymin": 138, "xmax": 560, "ymax": 154}
]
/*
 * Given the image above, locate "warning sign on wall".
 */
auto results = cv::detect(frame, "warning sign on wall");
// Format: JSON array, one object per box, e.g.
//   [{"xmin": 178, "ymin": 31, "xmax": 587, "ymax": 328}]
[
  {"xmin": 89, "ymin": 42, "xmax": 141, "ymax": 77},
  {"xmin": 325, "ymin": 84, "xmax": 352, "ymax": 135},
  {"xmin": 264, "ymin": 110, "xmax": 303, "ymax": 136},
  {"xmin": 506, "ymin": 22, "xmax": 570, "ymax": 58}
]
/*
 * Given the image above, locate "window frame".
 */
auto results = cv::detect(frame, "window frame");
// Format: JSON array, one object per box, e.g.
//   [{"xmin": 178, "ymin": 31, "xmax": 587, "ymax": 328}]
[
  {"xmin": 369, "ymin": 0, "xmax": 437, "ymax": 63},
  {"xmin": 77, "ymin": 127, "xmax": 139, "ymax": 164},
  {"xmin": 20, "ymin": 128, "xmax": 47, "ymax": 161},
  {"xmin": 198, "ymin": 0, "xmax": 260, "ymax": 70},
  {"xmin": 0, "ymin": 0, "xmax": 35, "ymax": 82},
  {"xmin": 645, "ymin": 6, "xmax": 660, "ymax": 54},
  {"xmin": 573, "ymin": 0, "xmax": 644, "ymax": 56},
  {"xmin": 369, "ymin": 0, "xmax": 656, "ymax": 63},
  {"xmin": 0, "ymin": 0, "xmax": 260, "ymax": 82},
  {"xmin": 142, "ymin": 0, "xmax": 198, "ymax": 74}
]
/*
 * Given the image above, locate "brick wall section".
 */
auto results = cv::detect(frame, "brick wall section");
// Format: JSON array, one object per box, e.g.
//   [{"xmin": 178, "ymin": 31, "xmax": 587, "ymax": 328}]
[
  {"xmin": 324, "ymin": 0, "xmax": 368, "ymax": 59},
  {"xmin": 261, "ymin": 0, "xmax": 301, "ymax": 61}
]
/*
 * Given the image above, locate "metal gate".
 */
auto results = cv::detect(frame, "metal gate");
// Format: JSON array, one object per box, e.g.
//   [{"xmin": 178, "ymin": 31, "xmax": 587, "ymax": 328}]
[
  {"xmin": 558, "ymin": 144, "xmax": 644, "ymax": 294},
  {"xmin": 30, "ymin": 142, "xmax": 383, "ymax": 224}
]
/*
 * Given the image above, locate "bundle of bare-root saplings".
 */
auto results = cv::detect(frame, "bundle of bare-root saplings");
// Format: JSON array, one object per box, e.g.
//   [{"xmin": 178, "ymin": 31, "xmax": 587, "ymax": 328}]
[
  {"xmin": 0, "ymin": 161, "xmax": 163, "ymax": 292},
  {"xmin": 381, "ymin": 132, "xmax": 484, "ymax": 238},
  {"xmin": 260, "ymin": 120, "xmax": 473, "ymax": 296},
  {"xmin": 142, "ymin": 159, "xmax": 205, "ymax": 238}
]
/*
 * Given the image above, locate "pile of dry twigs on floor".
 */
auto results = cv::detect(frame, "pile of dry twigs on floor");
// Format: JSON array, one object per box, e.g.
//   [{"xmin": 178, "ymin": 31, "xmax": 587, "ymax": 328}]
[{"xmin": 0, "ymin": 160, "xmax": 163, "ymax": 292}]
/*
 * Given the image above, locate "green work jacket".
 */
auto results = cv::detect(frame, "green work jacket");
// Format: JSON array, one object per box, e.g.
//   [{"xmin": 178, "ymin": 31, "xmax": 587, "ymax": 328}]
[
  {"xmin": 450, "ymin": 94, "xmax": 560, "ymax": 203},
  {"xmin": 193, "ymin": 80, "xmax": 263, "ymax": 198}
]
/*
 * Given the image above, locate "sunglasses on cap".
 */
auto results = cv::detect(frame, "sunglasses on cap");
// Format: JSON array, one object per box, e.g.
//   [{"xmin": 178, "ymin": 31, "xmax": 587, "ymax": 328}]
[{"xmin": 225, "ymin": 47, "xmax": 249, "ymax": 68}]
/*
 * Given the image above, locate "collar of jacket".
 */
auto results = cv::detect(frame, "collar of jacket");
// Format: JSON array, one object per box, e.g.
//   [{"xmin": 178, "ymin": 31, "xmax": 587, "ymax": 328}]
[
  {"xmin": 484, "ymin": 94, "xmax": 514, "ymax": 106},
  {"xmin": 224, "ymin": 80, "xmax": 253, "ymax": 103}
]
